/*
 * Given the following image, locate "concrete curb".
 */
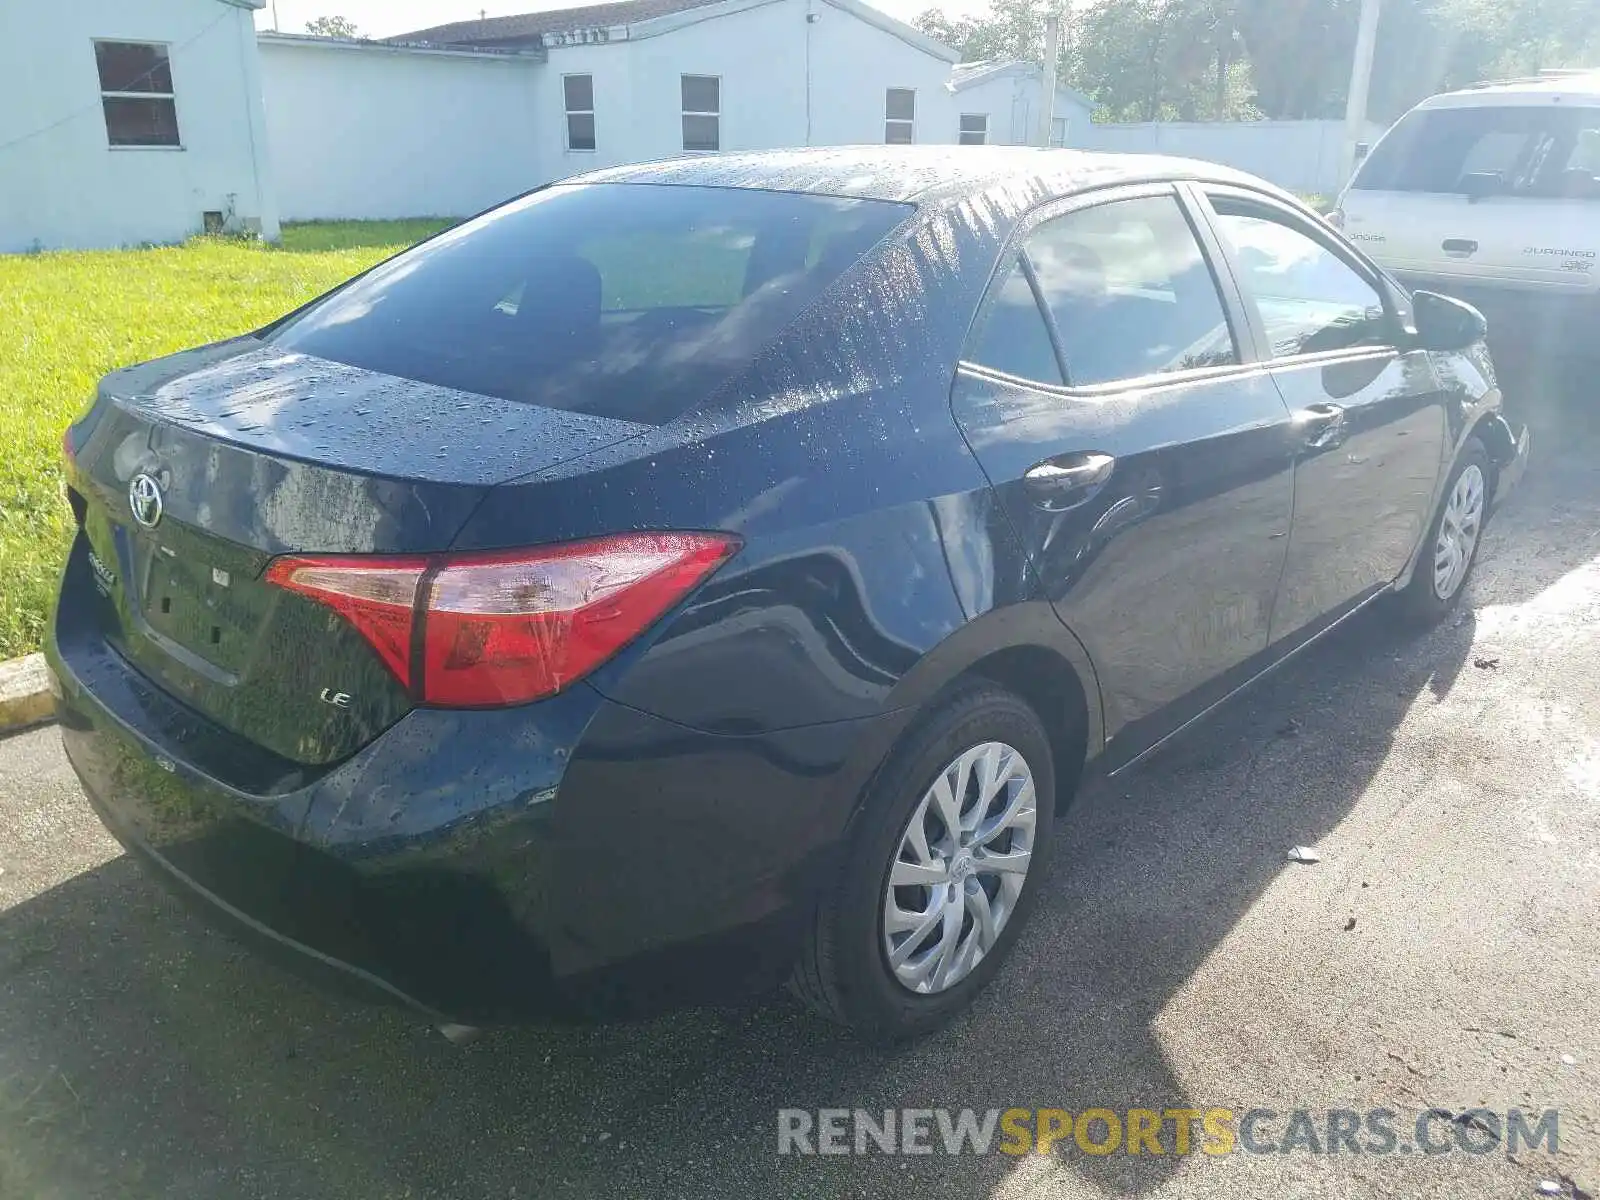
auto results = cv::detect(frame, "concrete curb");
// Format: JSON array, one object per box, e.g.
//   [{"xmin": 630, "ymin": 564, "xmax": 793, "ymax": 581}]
[{"xmin": 0, "ymin": 654, "xmax": 55, "ymax": 734}]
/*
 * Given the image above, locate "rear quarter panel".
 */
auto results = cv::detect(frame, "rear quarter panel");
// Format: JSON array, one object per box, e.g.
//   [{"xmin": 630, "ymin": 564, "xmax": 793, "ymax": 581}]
[{"xmin": 451, "ymin": 195, "xmax": 1090, "ymax": 739}]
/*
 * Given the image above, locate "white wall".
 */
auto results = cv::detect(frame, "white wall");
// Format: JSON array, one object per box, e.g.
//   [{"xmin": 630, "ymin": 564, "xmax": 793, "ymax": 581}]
[
  {"xmin": 259, "ymin": 36, "xmax": 543, "ymax": 220},
  {"xmin": 1074, "ymin": 118, "xmax": 1388, "ymax": 197},
  {"xmin": 256, "ymin": 0, "xmax": 967, "ymax": 218},
  {"xmin": 0, "ymin": 0, "xmax": 277, "ymax": 253}
]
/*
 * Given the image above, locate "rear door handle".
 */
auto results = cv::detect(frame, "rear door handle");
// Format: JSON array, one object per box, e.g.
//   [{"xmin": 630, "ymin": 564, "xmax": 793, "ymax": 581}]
[
  {"xmin": 1298, "ymin": 403, "xmax": 1347, "ymax": 450},
  {"xmin": 1023, "ymin": 452, "xmax": 1115, "ymax": 510},
  {"xmin": 1442, "ymin": 238, "xmax": 1478, "ymax": 255}
]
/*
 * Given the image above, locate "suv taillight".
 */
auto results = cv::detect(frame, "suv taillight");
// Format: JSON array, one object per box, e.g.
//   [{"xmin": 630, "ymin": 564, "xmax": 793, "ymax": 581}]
[
  {"xmin": 266, "ymin": 532, "xmax": 739, "ymax": 708},
  {"xmin": 1325, "ymin": 208, "xmax": 1345, "ymax": 230}
]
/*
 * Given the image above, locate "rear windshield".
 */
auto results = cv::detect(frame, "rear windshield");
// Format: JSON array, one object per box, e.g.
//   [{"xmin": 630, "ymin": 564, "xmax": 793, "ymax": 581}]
[
  {"xmin": 269, "ymin": 184, "xmax": 913, "ymax": 425},
  {"xmin": 1353, "ymin": 104, "xmax": 1600, "ymax": 199}
]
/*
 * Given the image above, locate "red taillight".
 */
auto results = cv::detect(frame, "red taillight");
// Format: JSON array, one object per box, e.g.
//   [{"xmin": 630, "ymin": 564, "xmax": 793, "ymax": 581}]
[
  {"xmin": 266, "ymin": 556, "xmax": 426, "ymax": 689},
  {"xmin": 1325, "ymin": 208, "xmax": 1346, "ymax": 230},
  {"xmin": 266, "ymin": 533, "xmax": 739, "ymax": 708}
]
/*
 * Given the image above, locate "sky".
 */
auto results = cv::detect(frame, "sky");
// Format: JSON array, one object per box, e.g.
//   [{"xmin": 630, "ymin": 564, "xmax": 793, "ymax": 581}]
[{"xmin": 251, "ymin": 0, "xmax": 985, "ymax": 38}]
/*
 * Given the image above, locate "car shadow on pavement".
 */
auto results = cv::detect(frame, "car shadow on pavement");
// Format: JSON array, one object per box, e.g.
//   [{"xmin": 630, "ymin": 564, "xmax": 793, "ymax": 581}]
[{"xmin": 1, "ymin": 378, "xmax": 1593, "ymax": 1200}]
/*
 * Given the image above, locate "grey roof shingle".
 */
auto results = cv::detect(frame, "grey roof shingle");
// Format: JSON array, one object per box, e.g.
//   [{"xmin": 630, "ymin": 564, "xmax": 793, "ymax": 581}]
[{"xmin": 390, "ymin": 0, "xmax": 723, "ymax": 46}]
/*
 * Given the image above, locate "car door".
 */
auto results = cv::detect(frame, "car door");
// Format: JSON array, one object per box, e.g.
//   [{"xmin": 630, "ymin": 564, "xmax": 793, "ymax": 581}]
[
  {"xmin": 1193, "ymin": 186, "xmax": 1451, "ymax": 644},
  {"xmin": 950, "ymin": 184, "xmax": 1299, "ymax": 752}
]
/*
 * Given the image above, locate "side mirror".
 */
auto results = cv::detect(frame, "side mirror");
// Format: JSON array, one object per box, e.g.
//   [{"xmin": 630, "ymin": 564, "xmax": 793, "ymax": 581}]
[{"xmin": 1412, "ymin": 290, "xmax": 1488, "ymax": 352}]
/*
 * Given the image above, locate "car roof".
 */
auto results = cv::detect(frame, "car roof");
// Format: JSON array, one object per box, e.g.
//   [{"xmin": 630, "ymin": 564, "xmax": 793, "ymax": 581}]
[
  {"xmin": 1417, "ymin": 70, "xmax": 1600, "ymax": 110},
  {"xmin": 567, "ymin": 145, "xmax": 1285, "ymax": 207}
]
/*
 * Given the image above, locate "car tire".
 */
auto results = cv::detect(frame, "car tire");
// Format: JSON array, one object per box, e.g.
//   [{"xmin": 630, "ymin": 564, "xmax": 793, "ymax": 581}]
[
  {"xmin": 791, "ymin": 683, "xmax": 1056, "ymax": 1042},
  {"xmin": 1396, "ymin": 437, "xmax": 1492, "ymax": 625}
]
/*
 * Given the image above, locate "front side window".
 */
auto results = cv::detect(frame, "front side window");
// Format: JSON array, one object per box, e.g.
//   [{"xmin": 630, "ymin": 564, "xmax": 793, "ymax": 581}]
[
  {"xmin": 681, "ymin": 75, "xmax": 719, "ymax": 152},
  {"xmin": 95, "ymin": 41, "xmax": 179, "ymax": 147},
  {"xmin": 1354, "ymin": 104, "xmax": 1600, "ymax": 200},
  {"xmin": 269, "ymin": 184, "xmax": 911, "ymax": 425},
  {"xmin": 886, "ymin": 88, "xmax": 915, "ymax": 144},
  {"xmin": 1210, "ymin": 199, "xmax": 1390, "ymax": 359},
  {"xmin": 1022, "ymin": 194, "xmax": 1238, "ymax": 386},
  {"xmin": 563, "ymin": 74, "xmax": 595, "ymax": 151},
  {"xmin": 959, "ymin": 114, "xmax": 987, "ymax": 146}
]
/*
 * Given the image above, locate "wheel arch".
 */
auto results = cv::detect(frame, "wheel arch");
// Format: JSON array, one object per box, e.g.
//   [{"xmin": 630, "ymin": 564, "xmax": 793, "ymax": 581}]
[
  {"xmin": 866, "ymin": 601, "xmax": 1104, "ymax": 815},
  {"xmin": 1467, "ymin": 408, "xmax": 1519, "ymax": 491}
]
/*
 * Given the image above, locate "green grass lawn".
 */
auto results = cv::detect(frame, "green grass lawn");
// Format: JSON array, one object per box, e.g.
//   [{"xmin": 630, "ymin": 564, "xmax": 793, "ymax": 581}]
[{"xmin": 0, "ymin": 219, "xmax": 453, "ymax": 661}]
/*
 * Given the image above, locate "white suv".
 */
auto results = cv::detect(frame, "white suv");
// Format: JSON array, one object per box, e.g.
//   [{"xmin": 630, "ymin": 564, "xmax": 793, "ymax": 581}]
[{"xmin": 1333, "ymin": 72, "xmax": 1600, "ymax": 355}]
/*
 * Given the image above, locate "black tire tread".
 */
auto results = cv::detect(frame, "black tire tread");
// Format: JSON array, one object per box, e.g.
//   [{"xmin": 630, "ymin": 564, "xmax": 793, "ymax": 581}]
[
  {"xmin": 790, "ymin": 681, "xmax": 1052, "ymax": 1038},
  {"xmin": 1396, "ymin": 437, "xmax": 1492, "ymax": 625}
]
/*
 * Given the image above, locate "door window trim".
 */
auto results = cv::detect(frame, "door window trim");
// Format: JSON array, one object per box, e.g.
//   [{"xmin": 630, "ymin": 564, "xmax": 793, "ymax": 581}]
[
  {"xmin": 958, "ymin": 180, "xmax": 1268, "ymax": 397},
  {"xmin": 1189, "ymin": 183, "xmax": 1409, "ymax": 367}
]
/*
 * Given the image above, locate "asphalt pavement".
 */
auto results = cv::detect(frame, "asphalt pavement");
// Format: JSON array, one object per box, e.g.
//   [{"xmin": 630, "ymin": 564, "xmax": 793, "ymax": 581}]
[{"xmin": 1, "ymin": 366, "xmax": 1597, "ymax": 1200}]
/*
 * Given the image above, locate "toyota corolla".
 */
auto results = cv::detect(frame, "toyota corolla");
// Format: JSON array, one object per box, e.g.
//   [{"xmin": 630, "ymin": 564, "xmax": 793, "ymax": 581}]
[{"xmin": 49, "ymin": 147, "xmax": 1529, "ymax": 1041}]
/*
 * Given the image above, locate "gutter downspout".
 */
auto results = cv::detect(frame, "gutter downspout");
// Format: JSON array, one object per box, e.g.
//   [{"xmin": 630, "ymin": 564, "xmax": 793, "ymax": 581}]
[
  {"xmin": 238, "ymin": 13, "xmax": 280, "ymax": 241},
  {"xmin": 804, "ymin": 0, "xmax": 814, "ymax": 145}
]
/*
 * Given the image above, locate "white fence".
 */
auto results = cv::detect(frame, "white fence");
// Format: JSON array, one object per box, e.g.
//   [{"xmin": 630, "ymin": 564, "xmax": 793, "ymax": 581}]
[{"xmin": 1074, "ymin": 119, "xmax": 1388, "ymax": 198}]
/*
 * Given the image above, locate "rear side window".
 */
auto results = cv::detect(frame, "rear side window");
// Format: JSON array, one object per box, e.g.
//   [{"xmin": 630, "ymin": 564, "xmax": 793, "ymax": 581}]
[
  {"xmin": 270, "ymin": 184, "xmax": 912, "ymax": 425},
  {"xmin": 966, "ymin": 255, "xmax": 1063, "ymax": 385},
  {"xmin": 1023, "ymin": 194, "xmax": 1238, "ymax": 386},
  {"xmin": 1354, "ymin": 104, "xmax": 1600, "ymax": 199}
]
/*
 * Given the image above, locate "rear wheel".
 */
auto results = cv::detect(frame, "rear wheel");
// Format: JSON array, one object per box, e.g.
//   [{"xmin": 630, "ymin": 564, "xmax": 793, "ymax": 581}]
[
  {"xmin": 792, "ymin": 684, "xmax": 1055, "ymax": 1041},
  {"xmin": 1397, "ymin": 438, "xmax": 1491, "ymax": 624}
]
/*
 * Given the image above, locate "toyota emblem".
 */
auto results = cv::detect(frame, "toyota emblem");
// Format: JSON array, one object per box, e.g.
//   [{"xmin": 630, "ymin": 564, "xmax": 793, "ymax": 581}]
[{"xmin": 128, "ymin": 473, "xmax": 163, "ymax": 529}]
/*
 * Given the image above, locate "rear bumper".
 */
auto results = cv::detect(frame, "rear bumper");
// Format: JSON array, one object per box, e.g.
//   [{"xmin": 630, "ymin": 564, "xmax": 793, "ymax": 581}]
[
  {"xmin": 74, "ymin": 769, "xmax": 451, "ymax": 1018},
  {"xmin": 48, "ymin": 542, "xmax": 893, "ymax": 1021}
]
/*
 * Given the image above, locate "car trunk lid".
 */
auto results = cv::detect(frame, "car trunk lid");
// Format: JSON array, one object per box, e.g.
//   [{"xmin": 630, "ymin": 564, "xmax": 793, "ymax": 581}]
[{"xmin": 66, "ymin": 341, "xmax": 649, "ymax": 765}]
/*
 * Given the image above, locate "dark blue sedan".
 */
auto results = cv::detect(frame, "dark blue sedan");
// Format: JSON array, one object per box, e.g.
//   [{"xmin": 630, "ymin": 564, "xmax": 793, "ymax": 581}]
[{"xmin": 49, "ymin": 147, "xmax": 1529, "ymax": 1040}]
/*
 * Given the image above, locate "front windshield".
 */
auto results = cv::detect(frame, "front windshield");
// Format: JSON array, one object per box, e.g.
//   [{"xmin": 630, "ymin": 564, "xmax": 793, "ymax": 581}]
[{"xmin": 1354, "ymin": 104, "xmax": 1600, "ymax": 199}]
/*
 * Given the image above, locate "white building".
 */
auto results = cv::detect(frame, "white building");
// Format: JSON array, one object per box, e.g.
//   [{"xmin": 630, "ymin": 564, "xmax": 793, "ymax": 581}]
[
  {"xmin": 0, "ymin": 0, "xmax": 279, "ymax": 252},
  {"xmin": 0, "ymin": 0, "xmax": 1095, "ymax": 248},
  {"xmin": 0, "ymin": 1, "xmax": 1368, "ymax": 249},
  {"xmin": 258, "ymin": 0, "xmax": 1088, "ymax": 222},
  {"xmin": 948, "ymin": 58, "xmax": 1094, "ymax": 150}
]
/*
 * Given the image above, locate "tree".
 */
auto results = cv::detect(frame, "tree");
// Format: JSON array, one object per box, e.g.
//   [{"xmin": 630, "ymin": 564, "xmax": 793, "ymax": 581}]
[
  {"xmin": 916, "ymin": 0, "xmax": 1600, "ymax": 129},
  {"xmin": 1235, "ymin": 0, "xmax": 1456, "ymax": 120},
  {"xmin": 915, "ymin": 0, "xmax": 1049, "ymax": 64},
  {"xmin": 305, "ymin": 15, "xmax": 360, "ymax": 38},
  {"xmin": 1436, "ymin": 0, "xmax": 1600, "ymax": 79},
  {"xmin": 1075, "ymin": 0, "xmax": 1252, "ymax": 121}
]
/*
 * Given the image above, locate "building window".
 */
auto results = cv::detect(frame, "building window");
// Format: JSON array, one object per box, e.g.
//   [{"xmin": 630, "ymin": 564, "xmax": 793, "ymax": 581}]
[
  {"xmin": 1050, "ymin": 116, "xmax": 1069, "ymax": 148},
  {"xmin": 885, "ymin": 88, "xmax": 915, "ymax": 144},
  {"xmin": 564, "ymin": 74, "xmax": 595, "ymax": 151},
  {"xmin": 681, "ymin": 75, "xmax": 720, "ymax": 152},
  {"xmin": 959, "ymin": 114, "xmax": 988, "ymax": 146},
  {"xmin": 95, "ymin": 41, "xmax": 179, "ymax": 147}
]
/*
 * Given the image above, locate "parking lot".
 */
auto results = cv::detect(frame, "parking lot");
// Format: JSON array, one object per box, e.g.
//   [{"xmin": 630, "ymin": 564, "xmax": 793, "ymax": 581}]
[{"xmin": 2, "ymin": 362, "xmax": 1597, "ymax": 1200}]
